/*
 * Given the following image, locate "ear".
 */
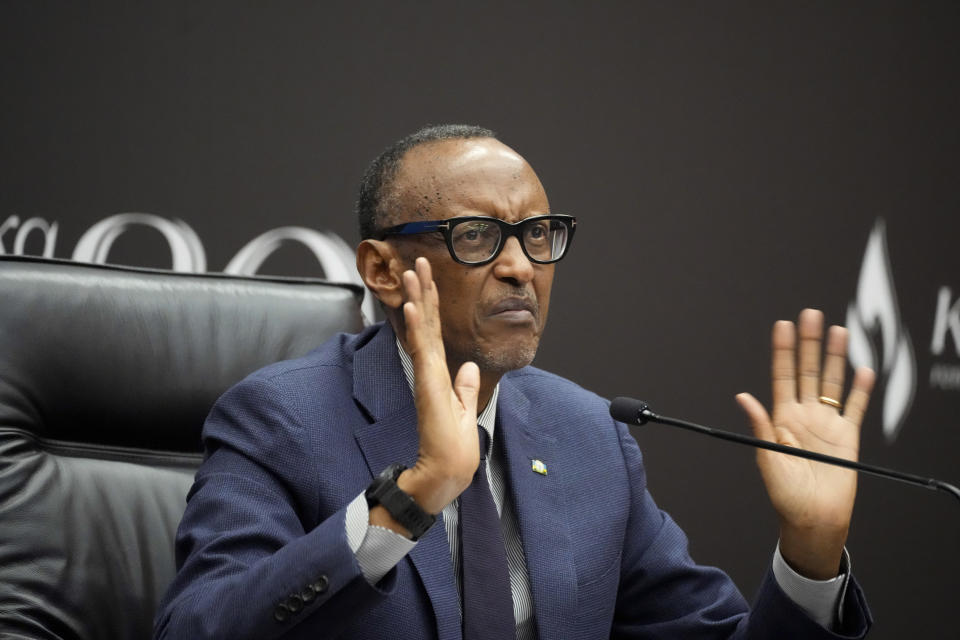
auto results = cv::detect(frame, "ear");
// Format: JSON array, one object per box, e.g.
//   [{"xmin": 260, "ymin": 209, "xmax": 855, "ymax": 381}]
[{"xmin": 356, "ymin": 239, "xmax": 405, "ymax": 310}]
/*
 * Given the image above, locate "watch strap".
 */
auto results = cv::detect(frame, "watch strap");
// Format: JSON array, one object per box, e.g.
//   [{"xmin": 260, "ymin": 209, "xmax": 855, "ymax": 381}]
[{"xmin": 365, "ymin": 463, "xmax": 436, "ymax": 540}]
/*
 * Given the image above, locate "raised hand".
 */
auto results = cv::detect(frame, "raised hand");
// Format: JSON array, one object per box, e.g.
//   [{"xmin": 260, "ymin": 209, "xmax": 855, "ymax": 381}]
[
  {"xmin": 736, "ymin": 309, "xmax": 876, "ymax": 579},
  {"xmin": 394, "ymin": 257, "xmax": 481, "ymax": 516}
]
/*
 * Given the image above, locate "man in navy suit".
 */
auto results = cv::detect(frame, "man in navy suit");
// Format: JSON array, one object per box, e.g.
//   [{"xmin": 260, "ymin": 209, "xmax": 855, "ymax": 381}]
[{"xmin": 155, "ymin": 125, "xmax": 876, "ymax": 639}]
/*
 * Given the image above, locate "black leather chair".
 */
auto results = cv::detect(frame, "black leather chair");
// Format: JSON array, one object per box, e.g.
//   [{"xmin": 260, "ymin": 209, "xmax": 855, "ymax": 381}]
[{"xmin": 0, "ymin": 256, "xmax": 366, "ymax": 639}]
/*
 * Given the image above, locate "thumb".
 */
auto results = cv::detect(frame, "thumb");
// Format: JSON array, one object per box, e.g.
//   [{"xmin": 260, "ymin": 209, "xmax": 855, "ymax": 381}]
[
  {"xmin": 453, "ymin": 361, "xmax": 481, "ymax": 415},
  {"xmin": 736, "ymin": 392, "xmax": 775, "ymax": 443}
]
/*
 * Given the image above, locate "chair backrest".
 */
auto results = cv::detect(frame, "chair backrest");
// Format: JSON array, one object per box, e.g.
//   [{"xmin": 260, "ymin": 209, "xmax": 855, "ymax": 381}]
[{"xmin": 0, "ymin": 256, "xmax": 366, "ymax": 639}]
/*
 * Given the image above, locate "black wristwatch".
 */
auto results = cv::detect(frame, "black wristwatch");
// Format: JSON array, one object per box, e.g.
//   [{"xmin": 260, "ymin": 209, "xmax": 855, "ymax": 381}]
[{"xmin": 365, "ymin": 463, "xmax": 436, "ymax": 540}]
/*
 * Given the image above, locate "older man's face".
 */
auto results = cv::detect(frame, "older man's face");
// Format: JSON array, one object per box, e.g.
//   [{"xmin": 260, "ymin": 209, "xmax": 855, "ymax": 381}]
[{"xmin": 389, "ymin": 137, "xmax": 554, "ymax": 374}]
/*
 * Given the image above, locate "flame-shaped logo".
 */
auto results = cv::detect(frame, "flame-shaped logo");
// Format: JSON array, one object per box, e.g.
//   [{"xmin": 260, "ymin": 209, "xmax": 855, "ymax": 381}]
[{"xmin": 846, "ymin": 220, "xmax": 916, "ymax": 442}]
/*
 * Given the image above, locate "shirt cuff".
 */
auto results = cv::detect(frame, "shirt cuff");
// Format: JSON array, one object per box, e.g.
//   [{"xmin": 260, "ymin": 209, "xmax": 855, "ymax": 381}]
[
  {"xmin": 345, "ymin": 492, "xmax": 417, "ymax": 584},
  {"xmin": 771, "ymin": 542, "xmax": 850, "ymax": 629}
]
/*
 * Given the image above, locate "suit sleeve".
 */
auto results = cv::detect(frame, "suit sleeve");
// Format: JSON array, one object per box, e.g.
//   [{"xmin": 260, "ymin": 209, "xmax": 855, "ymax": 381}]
[
  {"xmin": 153, "ymin": 375, "xmax": 394, "ymax": 640},
  {"xmin": 610, "ymin": 418, "xmax": 872, "ymax": 639}
]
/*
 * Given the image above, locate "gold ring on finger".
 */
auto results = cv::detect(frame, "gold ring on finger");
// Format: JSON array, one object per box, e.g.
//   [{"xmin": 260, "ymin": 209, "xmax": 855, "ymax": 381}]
[{"xmin": 818, "ymin": 395, "xmax": 842, "ymax": 410}]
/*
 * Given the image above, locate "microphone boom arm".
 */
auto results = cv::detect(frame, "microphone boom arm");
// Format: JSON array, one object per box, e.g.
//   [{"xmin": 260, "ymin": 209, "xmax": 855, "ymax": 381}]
[{"xmin": 610, "ymin": 397, "xmax": 960, "ymax": 506}]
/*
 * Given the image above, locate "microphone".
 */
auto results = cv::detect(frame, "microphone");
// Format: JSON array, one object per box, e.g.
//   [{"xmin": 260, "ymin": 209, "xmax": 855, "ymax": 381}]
[{"xmin": 609, "ymin": 397, "xmax": 960, "ymax": 505}]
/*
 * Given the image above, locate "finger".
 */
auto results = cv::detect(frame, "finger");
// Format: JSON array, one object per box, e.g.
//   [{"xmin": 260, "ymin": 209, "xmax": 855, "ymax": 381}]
[
  {"xmin": 403, "ymin": 299, "xmax": 423, "ymax": 353},
  {"xmin": 416, "ymin": 257, "xmax": 441, "ymax": 328},
  {"xmin": 454, "ymin": 361, "xmax": 481, "ymax": 418},
  {"xmin": 415, "ymin": 256, "xmax": 435, "ymax": 305},
  {"xmin": 402, "ymin": 267, "xmax": 422, "ymax": 305},
  {"xmin": 771, "ymin": 320, "xmax": 797, "ymax": 405},
  {"xmin": 819, "ymin": 325, "xmax": 848, "ymax": 407},
  {"xmin": 842, "ymin": 366, "xmax": 876, "ymax": 427},
  {"xmin": 404, "ymin": 288, "xmax": 437, "ymax": 377},
  {"xmin": 405, "ymin": 258, "xmax": 440, "ymax": 353},
  {"xmin": 797, "ymin": 309, "xmax": 824, "ymax": 402},
  {"xmin": 402, "ymin": 268, "xmax": 423, "ymax": 347},
  {"xmin": 736, "ymin": 392, "xmax": 776, "ymax": 443}
]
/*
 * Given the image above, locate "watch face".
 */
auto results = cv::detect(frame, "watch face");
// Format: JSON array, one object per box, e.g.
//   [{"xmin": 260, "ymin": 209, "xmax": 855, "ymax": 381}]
[{"xmin": 383, "ymin": 463, "xmax": 407, "ymax": 480}]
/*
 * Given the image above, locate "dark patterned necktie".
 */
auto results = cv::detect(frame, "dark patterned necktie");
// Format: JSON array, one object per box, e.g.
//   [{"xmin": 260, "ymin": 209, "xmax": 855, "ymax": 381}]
[{"xmin": 459, "ymin": 426, "xmax": 516, "ymax": 639}]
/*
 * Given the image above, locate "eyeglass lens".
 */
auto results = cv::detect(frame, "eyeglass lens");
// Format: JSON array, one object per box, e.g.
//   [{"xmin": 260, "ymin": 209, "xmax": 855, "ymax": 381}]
[{"xmin": 450, "ymin": 218, "xmax": 569, "ymax": 264}]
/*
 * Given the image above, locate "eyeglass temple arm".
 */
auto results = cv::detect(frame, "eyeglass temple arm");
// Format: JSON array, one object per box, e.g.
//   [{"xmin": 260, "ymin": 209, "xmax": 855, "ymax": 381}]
[{"xmin": 382, "ymin": 220, "xmax": 450, "ymax": 235}]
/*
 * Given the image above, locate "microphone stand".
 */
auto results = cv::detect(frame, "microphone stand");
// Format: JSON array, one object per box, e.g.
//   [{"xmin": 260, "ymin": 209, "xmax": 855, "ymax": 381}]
[{"xmin": 610, "ymin": 398, "xmax": 960, "ymax": 506}]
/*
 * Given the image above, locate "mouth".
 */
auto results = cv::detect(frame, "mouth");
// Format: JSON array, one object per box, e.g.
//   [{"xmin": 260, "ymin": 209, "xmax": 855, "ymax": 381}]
[{"xmin": 487, "ymin": 296, "xmax": 538, "ymax": 324}]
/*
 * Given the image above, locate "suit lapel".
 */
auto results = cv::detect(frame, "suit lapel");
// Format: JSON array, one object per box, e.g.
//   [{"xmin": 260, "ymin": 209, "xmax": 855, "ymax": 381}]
[
  {"xmin": 352, "ymin": 323, "xmax": 462, "ymax": 640},
  {"xmin": 497, "ymin": 377, "xmax": 578, "ymax": 640}
]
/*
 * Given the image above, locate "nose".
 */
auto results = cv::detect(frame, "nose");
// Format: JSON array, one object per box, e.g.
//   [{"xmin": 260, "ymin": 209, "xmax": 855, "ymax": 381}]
[{"xmin": 492, "ymin": 236, "xmax": 535, "ymax": 285}]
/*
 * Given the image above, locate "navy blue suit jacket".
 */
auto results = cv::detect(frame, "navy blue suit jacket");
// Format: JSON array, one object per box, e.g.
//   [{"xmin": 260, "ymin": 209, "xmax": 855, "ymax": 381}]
[{"xmin": 154, "ymin": 322, "xmax": 871, "ymax": 639}]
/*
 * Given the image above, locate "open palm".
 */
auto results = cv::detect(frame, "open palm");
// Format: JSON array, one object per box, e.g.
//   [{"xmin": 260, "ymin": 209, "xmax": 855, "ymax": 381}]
[{"xmin": 737, "ymin": 309, "xmax": 875, "ymax": 578}]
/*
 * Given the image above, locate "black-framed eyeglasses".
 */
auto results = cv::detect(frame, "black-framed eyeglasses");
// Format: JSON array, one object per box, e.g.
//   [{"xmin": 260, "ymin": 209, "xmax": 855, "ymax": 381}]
[{"xmin": 375, "ymin": 214, "xmax": 577, "ymax": 266}]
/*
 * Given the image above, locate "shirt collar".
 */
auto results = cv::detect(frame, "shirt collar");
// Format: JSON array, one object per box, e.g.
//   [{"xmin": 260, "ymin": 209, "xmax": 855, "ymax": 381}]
[{"xmin": 395, "ymin": 337, "xmax": 499, "ymax": 456}]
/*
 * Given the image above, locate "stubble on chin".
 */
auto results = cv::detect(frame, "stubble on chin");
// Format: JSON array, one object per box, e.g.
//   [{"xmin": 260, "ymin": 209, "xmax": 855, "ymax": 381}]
[{"xmin": 470, "ymin": 337, "xmax": 540, "ymax": 375}]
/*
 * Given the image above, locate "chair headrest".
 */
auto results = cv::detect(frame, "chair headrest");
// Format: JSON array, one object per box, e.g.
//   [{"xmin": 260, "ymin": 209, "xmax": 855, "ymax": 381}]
[{"xmin": 0, "ymin": 256, "xmax": 366, "ymax": 453}]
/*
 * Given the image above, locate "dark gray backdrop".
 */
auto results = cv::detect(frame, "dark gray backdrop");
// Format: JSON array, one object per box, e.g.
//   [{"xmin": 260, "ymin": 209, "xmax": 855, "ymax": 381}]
[{"xmin": 3, "ymin": 2, "xmax": 958, "ymax": 638}]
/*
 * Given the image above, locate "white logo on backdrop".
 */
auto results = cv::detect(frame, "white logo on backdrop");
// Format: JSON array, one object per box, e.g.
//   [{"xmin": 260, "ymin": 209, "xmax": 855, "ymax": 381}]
[
  {"xmin": 931, "ymin": 287, "xmax": 960, "ymax": 358},
  {"xmin": 0, "ymin": 215, "xmax": 59, "ymax": 257},
  {"xmin": 930, "ymin": 287, "xmax": 960, "ymax": 390},
  {"xmin": 0, "ymin": 213, "xmax": 375, "ymax": 322},
  {"xmin": 72, "ymin": 213, "xmax": 207, "ymax": 272},
  {"xmin": 846, "ymin": 219, "xmax": 916, "ymax": 443},
  {"xmin": 226, "ymin": 226, "xmax": 357, "ymax": 283}
]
